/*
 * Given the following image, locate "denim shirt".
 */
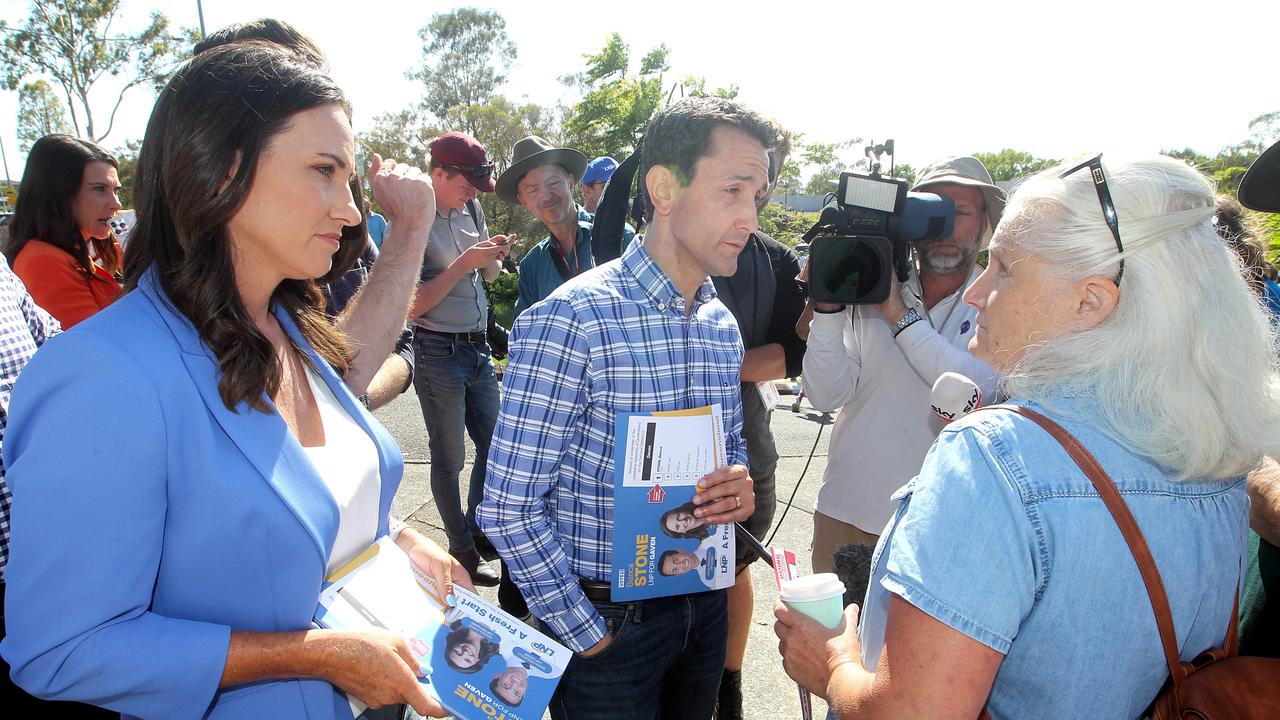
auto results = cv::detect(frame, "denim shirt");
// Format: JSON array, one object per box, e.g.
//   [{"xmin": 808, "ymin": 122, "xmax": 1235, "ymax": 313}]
[{"xmin": 859, "ymin": 395, "xmax": 1247, "ymax": 719}]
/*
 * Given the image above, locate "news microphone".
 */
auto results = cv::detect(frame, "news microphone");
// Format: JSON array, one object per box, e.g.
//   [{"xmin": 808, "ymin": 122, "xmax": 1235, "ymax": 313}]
[
  {"xmin": 831, "ymin": 542, "xmax": 875, "ymax": 607},
  {"xmin": 930, "ymin": 372, "xmax": 982, "ymax": 423}
]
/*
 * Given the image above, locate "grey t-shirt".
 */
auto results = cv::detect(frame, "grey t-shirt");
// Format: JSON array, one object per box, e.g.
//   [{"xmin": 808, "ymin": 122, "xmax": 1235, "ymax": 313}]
[{"xmin": 414, "ymin": 200, "xmax": 488, "ymax": 333}]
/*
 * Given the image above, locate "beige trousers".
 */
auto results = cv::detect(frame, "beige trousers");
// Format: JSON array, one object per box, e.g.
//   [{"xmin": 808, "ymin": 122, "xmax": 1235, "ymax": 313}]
[{"xmin": 811, "ymin": 511, "xmax": 879, "ymax": 574}]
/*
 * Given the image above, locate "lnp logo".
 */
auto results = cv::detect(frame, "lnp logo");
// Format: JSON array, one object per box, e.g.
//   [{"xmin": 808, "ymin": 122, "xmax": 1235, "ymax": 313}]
[
  {"xmin": 647, "ymin": 485, "xmax": 666, "ymax": 504},
  {"xmin": 960, "ymin": 320, "xmax": 971, "ymax": 334}
]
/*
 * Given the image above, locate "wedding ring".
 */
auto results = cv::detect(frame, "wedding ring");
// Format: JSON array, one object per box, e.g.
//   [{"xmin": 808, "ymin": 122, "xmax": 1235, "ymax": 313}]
[{"xmin": 734, "ymin": 495, "xmax": 742, "ymax": 510}]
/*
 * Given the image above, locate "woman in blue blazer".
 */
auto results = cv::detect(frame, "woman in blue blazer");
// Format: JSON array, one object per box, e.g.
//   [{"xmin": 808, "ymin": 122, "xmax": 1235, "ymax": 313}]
[{"xmin": 1, "ymin": 42, "xmax": 464, "ymax": 719}]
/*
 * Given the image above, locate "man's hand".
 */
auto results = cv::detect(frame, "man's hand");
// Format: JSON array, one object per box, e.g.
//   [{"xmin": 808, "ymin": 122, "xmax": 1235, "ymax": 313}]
[
  {"xmin": 774, "ymin": 602, "xmax": 863, "ymax": 699},
  {"xmin": 488, "ymin": 234, "xmax": 516, "ymax": 264},
  {"xmin": 1249, "ymin": 456, "xmax": 1280, "ymax": 546},
  {"xmin": 578, "ymin": 632, "xmax": 614, "ymax": 658},
  {"xmin": 366, "ymin": 154, "xmax": 435, "ymax": 231},
  {"xmin": 450, "ymin": 241, "xmax": 507, "ymax": 273},
  {"xmin": 692, "ymin": 465, "xmax": 755, "ymax": 525},
  {"xmin": 872, "ymin": 277, "xmax": 910, "ymax": 325}
]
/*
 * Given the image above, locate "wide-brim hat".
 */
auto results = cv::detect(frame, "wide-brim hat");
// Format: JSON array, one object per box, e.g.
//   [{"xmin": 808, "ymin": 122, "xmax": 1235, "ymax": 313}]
[
  {"xmin": 1239, "ymin": 140, "xmax": 1280, "ymax": 213},
  {"xmin": 911, "ymin": 155, "xmax": 1007, "ymax": 243},
  {"xmin": 496, "ymin": 136, "xmax": 588, "ymax": 204}
]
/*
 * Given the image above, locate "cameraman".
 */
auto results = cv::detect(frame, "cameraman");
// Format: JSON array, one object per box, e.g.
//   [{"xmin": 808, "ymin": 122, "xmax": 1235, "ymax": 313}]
[{"xmin": 800, "ymin": 156, "xmax": 1003, "ymax": 573}]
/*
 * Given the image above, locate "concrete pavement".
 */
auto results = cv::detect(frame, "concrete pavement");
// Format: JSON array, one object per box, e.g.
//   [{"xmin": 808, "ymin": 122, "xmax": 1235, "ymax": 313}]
[{"xmin": 374, "ymin": 388, "xmax": 837, "ymax": 720}]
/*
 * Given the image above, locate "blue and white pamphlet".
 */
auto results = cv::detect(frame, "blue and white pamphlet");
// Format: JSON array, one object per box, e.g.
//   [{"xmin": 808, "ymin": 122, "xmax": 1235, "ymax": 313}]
[
  {"xmin": 610, "ymin": 404, "xmax": 736, "ymax": 601},
  {"xmin": 316, "ymin": 536, "xmax": 569, "ymax": 720}
]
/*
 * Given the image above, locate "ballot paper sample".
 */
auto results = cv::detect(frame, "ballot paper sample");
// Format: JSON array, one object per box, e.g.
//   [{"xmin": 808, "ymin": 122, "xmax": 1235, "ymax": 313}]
[{"xmin": 610, "ymin": 404, "xmax": 736, "ymax": 601}]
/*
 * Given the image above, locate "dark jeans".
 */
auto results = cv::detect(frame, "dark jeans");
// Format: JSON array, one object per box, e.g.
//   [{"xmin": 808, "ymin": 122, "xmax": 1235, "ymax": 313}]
[
  {"xmin": 411, "ymin": 329, "xmax": 500, "ymax": 553},
  {"xmin": 549, "ymin": 590, "xmax": 728, "ymax": 720}
]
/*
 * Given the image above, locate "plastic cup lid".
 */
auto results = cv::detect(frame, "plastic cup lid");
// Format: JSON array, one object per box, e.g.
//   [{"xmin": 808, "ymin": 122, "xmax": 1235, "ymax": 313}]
[{"xmin": 779, "ymin": 573, "xmax": 846, "ymax": 602}]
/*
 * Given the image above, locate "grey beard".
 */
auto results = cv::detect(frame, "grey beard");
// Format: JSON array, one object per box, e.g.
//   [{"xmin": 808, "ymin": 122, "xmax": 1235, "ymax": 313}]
[{"xmin": 919, "ymin": 245, "xmax": 976, "ymax": 273}]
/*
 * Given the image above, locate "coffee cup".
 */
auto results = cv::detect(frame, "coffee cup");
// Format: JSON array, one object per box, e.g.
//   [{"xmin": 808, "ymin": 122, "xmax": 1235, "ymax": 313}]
[{"xmin": 779, "ymin": 573, "xmax": 846, "ymax": 629}]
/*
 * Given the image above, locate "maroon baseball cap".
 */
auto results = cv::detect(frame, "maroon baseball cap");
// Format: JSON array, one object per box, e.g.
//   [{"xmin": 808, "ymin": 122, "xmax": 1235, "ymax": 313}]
[{"xmin": 429, "ymin": 131, "xmax": 497, "ymax": 192}]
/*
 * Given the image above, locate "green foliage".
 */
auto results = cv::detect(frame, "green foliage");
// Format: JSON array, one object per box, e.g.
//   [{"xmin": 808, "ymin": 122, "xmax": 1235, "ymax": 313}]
[
  {"xmin": 0, "ymin": 0, "xmax": 191, "ymax": 143},
  {"xmin": 758, "ymin": 203, "xmax": 816, "ymax": 245},
  {"xmin": 408, "ymin": 7, "xmax": 517, "ymax": 123},
  {"xmin": 487, "ymin": 271, "xmax": 518, "ymax": 330},
  {"xmin": 487, "ymin": 268, "xmax": 518, "ymax": 307},
  {"xmin": 111, "ymin": 137, "xmax": 140, "ymax": 208},
  {"xmin": 971, "ymin": 149, "xmax": 1058, "ymax": 181},
  {"xmin": 889, "ymin": 162, "xmax": 917, "ymax": 186},
  {"xmin": 1248, "ymin": 112, "xmax": 1280, "ymax": 152},
  {"xmin": 358, "ymin": 109, "xmax": 438, "ymax": 170},
  {"xmin": 1159, "ymin": 110, "xmax": 1280, "ymax": 252},
  {"xmin": 16, "ymin": 79, "xmax": 71, "ymax": 151},
  {"xmin": 560, "ymin": 34, "xmax": 670, "ymax": 160},
  {"xmin": 802, "ymin": 139, "xmax": 861, "ymax": 195},
  {"xmin": 1262, "ymin": 213, "xmax": 1280, "ymax": 266},
  {"xmin": 681, "ymin": 74, "xmax": 738, "ymax": 100}
]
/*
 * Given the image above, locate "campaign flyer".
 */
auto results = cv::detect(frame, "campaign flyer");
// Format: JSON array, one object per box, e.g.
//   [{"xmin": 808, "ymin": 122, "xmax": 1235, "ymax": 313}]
[
  {"xmin": 316, "ymin": 537, "xmax": 570, "ymax": 720},
  {"xmin": 609, "ymin": 404, "xmax": 736, "ymax": 601}
]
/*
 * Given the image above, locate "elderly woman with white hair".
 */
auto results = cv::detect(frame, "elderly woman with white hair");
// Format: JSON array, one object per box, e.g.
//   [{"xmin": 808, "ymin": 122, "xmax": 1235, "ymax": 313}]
[{"xmin": 775, "ymin": 154, "xmax": 1280, "ymax": 718}]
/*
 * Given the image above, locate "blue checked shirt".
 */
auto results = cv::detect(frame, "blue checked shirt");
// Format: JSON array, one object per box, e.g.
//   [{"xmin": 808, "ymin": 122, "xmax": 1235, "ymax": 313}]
[
  {"xmin": 0, "ymin": 255, "xmax": 60, "ymax": 578},
  {"xmin": 478, "ymin": 238, "xmax": 746, "ymax": 651}
]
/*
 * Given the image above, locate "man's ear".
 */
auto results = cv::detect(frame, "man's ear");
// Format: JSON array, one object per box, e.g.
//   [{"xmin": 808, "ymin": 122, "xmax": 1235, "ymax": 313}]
[
  {"xmin": 1076, "ymin": 275, "xmax": 1120, "ymax": 330},
  {"xmin": 645, "ymin": 164, "xmax": 680, "ymax": 218}
]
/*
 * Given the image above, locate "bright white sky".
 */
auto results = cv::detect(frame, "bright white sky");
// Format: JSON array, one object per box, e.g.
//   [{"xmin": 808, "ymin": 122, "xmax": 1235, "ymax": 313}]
[{"xmin": 0, "ymin": 0, "xmax": 1276, "ymax": 184}]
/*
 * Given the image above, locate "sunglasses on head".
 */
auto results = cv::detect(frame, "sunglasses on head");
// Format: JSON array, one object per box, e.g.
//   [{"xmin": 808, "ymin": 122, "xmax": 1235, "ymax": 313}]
[
  {"xmin": 1059, "ymin": 153, "xmax": 1124, "ymax": 284},
  {"xmin": 443, "ymin": 162, "xmax": 495, "ymax": 178}
]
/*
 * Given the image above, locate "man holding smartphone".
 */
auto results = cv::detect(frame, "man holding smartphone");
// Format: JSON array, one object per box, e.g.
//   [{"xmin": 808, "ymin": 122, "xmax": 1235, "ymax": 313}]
[{"xmin": 407, "ymin": 131, "xmax": 513, "ymax": 588}]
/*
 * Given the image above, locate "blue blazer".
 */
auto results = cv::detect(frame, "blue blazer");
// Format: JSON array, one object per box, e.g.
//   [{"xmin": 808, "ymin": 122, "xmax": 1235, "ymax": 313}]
[{"xmin": 2, "ymin": 269, "xmax": 403, "ymax": 719}]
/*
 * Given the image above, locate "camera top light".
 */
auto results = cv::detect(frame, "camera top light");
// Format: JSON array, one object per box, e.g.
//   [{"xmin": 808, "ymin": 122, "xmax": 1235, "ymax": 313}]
[{"xmin": 839, "ymin": 172, "xmax": 903, "ymax": 213}]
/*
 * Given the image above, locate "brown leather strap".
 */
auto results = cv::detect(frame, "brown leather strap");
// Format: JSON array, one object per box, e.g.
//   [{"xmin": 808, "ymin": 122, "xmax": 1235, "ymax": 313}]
[{"xmin": 972, "ymin": 405, "xmax": 1187, "ymax": 696}]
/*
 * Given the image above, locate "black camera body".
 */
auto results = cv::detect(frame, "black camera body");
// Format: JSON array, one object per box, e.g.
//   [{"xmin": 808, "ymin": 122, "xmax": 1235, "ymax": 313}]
[{"xmin": 804, "ymin": 171, "xmax": 955, "ymax": 305}]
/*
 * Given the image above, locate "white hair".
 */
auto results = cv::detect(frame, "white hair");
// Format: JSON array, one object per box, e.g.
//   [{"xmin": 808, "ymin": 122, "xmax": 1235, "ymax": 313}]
[{"xmin": 999, "ymin": 154, "xmax": 1280, "ymax": 481}]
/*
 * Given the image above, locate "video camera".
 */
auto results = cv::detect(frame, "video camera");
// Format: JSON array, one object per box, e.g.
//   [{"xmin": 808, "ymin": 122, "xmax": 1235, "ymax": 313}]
[{"xmin": 802, "ymin": 142, "xmax": 955, "ymax": 304}]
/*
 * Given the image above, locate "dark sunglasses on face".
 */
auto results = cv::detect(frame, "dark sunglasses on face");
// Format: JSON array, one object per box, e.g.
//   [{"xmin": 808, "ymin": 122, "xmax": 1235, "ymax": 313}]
[
  {"xmin": 1059, "ymin": 153, "xmax": 1125, "ymax": 284},
  {"xmin": 444, "ymin": 163, "xmax": 495, "ymax": 178}
]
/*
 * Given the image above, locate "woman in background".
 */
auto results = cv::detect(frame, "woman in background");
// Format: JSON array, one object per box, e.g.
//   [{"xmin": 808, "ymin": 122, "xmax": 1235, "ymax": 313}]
[{"xmin": 4, "ymin": 134, "xmax": 122, "ymax": 327}]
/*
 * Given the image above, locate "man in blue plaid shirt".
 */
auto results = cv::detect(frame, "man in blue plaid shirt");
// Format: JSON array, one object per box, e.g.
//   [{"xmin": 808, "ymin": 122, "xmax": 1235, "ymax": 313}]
[{"xmin": 479, "ymin": 97, "xmax": 784, "ymax": 719}]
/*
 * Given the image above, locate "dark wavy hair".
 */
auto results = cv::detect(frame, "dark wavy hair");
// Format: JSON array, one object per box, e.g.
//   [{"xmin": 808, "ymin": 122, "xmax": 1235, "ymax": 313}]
[
  {"xmin": 194, "ymin": 18, "xmax": 327, "ymax": 70},
  {"xmin": 123, "ymin": 42, "xmax": 366, "ymax": 412},
  {"xmin": 659, "ymin": 501, "xmax": 710, "ymax": 540},
  {"xmin": 5, "ymin": 134, "xmax": 121, "ymax": 276},
  {"xmin": 444, "ymin": 619, "xmax": 501, "ymax": 674}
]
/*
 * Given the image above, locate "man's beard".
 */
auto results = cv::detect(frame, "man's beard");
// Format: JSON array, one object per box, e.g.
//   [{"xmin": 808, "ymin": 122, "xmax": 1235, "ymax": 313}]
[{"xmin": 918, "ymin": 229, "xmax": 981, "ymax": 273}]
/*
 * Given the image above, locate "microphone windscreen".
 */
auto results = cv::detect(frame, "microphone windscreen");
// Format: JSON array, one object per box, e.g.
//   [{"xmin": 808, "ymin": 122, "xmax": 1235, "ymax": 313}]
[
  {"xmin": 832, "ymin": 543, "xmax": 875, "ymax": 607},
  {"xmin": 930, "ymin": 371, "xmax": 982, "ymax": 423}
]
